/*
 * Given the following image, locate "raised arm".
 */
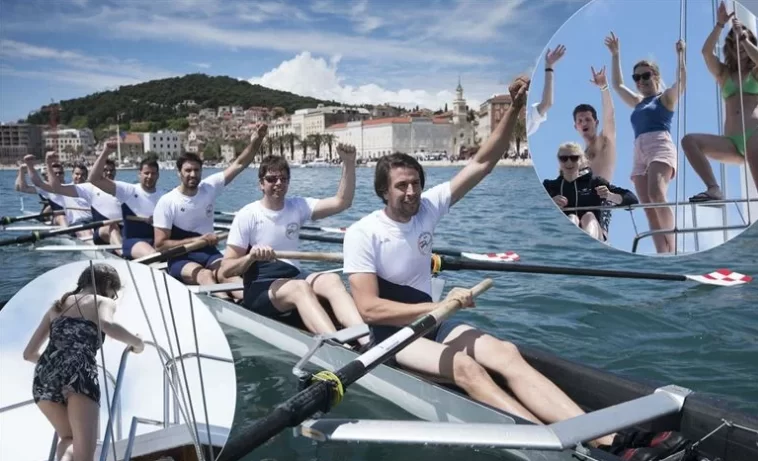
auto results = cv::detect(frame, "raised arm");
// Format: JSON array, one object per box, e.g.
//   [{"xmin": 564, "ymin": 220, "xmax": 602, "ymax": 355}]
[
  {"xmin": 14, "ymin": 165, "xmax": 37, "ymax": 194},
  {"xmin": 24, "ymin": 154, "xmax": 78, "ymax": 197},
  {"xmin": 733, "ymin": 19, "xmax": 758, "ymax": 69},
  {"xmin": 703, "ymin": 7, "xmax": 731, "ymax": 80},
  {"xmin": 310, "ymin": 144, "xmax": 357, "ymax": 220},
  {"xmin": 605, "ymin": 32, "xmax": 642, "ymax": 108},
  {"xmin": 222, "ymin": 123, "xmax": 267, "ymax": 185},
  {"xmin": 22, "ymin": 310, "xmax": 52, "ymax": 363},
  {"xmin": 89, "ymin": 145, "xmax": 117, "ymax": 196},
  {"xmin": 662, "ymin": 40, "xmax": 687, "ymax": 111},
  {"xmin": 535, "ymin": 45, "xmax": 566, "ymax": 115},
  {"xmin": 448, "ymin": 77, "xmax": 528, "ymax": 206}
]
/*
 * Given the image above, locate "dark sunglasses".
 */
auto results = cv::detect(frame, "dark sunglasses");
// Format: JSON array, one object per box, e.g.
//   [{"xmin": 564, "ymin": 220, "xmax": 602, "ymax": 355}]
[
  {"xmin": 263, "ymin": 175, "xmax": 289, "ymax": 184},
  {"xmin": 559, "ymin": 155, "xmax": 580, "ymax": 163},
  {"xmin": 632, "ymin": 71, "xmax": 652, "ymax": 82}
]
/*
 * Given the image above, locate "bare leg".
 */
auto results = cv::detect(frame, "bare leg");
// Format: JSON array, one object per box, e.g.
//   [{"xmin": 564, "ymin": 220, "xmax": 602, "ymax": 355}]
[
  {"xmin": 269, "ymin": 279, "xmax": 338, "ymax": 334},
  {"xmin": 632, "ymin": 175, "xmax": 667, "ymax": 253},
  {"xmin": 579, "ymin": 213, "xmax": 603, "ymax": 241},
  {"xmin": 66, "ymin": 394, "xmax": 99, "ymax": 461},
  {"xmin": 441, "ymin": 325, "xmax": 615, "ymax": 447},
  {"xmin": 179, "ymin": 262, "xmax": 217, "ymax": 286},
  {"xmin": 307, "ymin": 272, "xmax": 370, "ymax": 346},
  {"xmin": 128, "ymin": 241, "xmax": 156, "ymax": 260},
  {"xmin": 394, "ymin": 335, "xmax": 541, "ymax": 424},
  {"xmin": 647, "ymin": 162, "xmax": 675, "ymax": 253},
  {"xmin": 36, "ymin": 401, "xmax": 74, "ymax": 461},
  {"xmin": 567, "ymin": 213, "xmax": 580, "ymax": 227},
  {"xmin": 681, "ymin": 133, "xmax": 744, "ymax": 198}
]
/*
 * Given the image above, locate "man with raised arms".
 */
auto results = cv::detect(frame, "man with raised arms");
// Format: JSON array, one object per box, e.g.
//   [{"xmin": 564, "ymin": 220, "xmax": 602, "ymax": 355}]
[
  {"xmin": 342, "ymin": 77, "xmax": 614, "ymax": 447},
  {"xmin": 14, "ymin": 163, "xmax": 65, "ymax": 220},
  {"xmin": 153, "ymin": 123, "xmax": 266, "ymax": 285},
  {"xmin": 25, "ymin": 150, "xmax": 123, "ymax": 247},
  {"xmin": 219, "ymin": 146, "xmax": 369, "ymax": 348},
  {"xmin": 527, "ymin": 44, "xmax": 566, "ymax": 137},
  {"xmin": 84, "ymin": 146, "xmax": 162, "ymax": 259}
]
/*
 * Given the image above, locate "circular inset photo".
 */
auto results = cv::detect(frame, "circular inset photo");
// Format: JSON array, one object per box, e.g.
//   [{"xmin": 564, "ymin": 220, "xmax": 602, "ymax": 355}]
[
  {"xmin": 527, "ymin": 0, "xmax": 758, "ymax": 256},
  {"xmin": 0, "ymin": 259, "xmax": 236, "ymax": 461}
]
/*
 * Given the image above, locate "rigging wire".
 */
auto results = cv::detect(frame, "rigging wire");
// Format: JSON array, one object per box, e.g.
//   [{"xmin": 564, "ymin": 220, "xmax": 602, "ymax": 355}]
[{"xmin": 732, "ymin": 0, "xmax": 754, "ymax": 226}]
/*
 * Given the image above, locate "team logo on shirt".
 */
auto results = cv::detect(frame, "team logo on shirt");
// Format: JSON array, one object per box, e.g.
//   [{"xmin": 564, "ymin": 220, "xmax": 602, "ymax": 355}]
[
  {"xmin": 417, "ymin": 232, "xmax": 433, "ymax": 254},
  {"xmin": 205, "ymin": 204, "xmax": 213, "ymax": 217},
  {"xmin": 286, "ymin": 222, "xmax": 299, "ymax": 239}
]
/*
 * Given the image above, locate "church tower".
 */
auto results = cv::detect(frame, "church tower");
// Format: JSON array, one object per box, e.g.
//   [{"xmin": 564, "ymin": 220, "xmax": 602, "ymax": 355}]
[{"xmin": 452, "ymin": 76, "xmax": 467, "ymax": 125}]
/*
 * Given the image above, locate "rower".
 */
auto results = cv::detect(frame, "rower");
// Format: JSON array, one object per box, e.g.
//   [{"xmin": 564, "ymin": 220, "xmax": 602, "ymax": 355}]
[
  {"xmin": 153, "ymin": 123, "xmax": 266, "ymax": 285},
  {"xmin": 22, "ymin": 155, "xmax": 92, "ymax": 236},
  {"xmin": 342, "ymin": 76, "xmax": 615, "ymax": 447},
  {"xmin": 219, "ymin": 145, "xmax": 369, "ymax": 347},
  {"xmin": 85, "ymin": 147, "xmax": 161, "ymax": 259},
  {"xmin": 25, "ymin": 151, "xmax": 123, "ymax": 247},
  {"xmin": 14, "ymin": 164, "xmax": 64, "ymax": 222}
]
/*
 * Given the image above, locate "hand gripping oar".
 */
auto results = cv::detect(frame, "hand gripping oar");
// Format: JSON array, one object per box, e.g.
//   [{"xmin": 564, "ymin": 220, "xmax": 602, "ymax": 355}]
[
  {"xmin": 0, "ymin": 219, "xmax": 122, "ymax": 247},
  {"xmin": 216, "ymin": 278, "xmax": 493, "ymax": 461},
  {"xmin": 0, "ymin": 210, "xmax": 63, "ymax": 226},
  {"xmin": 133, "ymin": 232, "xmax": 229, "ymax": 265},
  {"xmin": 435, "ymin": 256, "xmax": 753, "ymax": 287}
]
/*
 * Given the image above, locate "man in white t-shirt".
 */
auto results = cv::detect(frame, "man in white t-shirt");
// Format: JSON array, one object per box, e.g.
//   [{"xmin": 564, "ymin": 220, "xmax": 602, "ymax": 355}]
[
  {"xmin": 86, "ymin": 147, "xmax": 162, "ymax": 259},
  {"xmin": 26, "ymin": 152, "xmax": 123, "ymax": 247},
  {"xmin": 153, "ymin": 124, "xmax": 266, "ymax": 285},
  {"xmin": 527, "ymin": 44, "xmax": 565, "ymax": 137},
  {"xmin": 342, "ymin": 77, "xmax": 614, "ymax": 447},
  {"xmin": 219, "ymin": 145, "xmax": 369, "ymax": 348},
  {"xmin": 14, "ymin": 163, "xmax": 65, "ymax": 220}
]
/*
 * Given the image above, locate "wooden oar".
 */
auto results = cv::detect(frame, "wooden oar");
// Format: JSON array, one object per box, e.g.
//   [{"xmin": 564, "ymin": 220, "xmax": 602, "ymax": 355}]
[
  {"xmin": 134, "ymin": 232, "xmax": 229, "ymax": 265},
  {"xmin": 0, "ymin": 219, "xmax": 122, "ymax": 247},
  {"xmin": 435, "ymin": 256, "xmax": 753, "ymax": 287},
  {"xmin": 216, "ymin": 278, "xmax": 494, "ymax": 460},
  {"xmin": 273, "ymin": 250, "xmax": 344, "ymax": 263},
  {"xmin": 0, "ymin": 210, "xmax": 63, "ymax": 225}
]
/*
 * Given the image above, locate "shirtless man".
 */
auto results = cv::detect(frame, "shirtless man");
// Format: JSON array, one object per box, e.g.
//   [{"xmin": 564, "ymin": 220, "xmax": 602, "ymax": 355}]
[{"xmin": 572, "ymin": 66, "xmax": 617, "ymax": 234}]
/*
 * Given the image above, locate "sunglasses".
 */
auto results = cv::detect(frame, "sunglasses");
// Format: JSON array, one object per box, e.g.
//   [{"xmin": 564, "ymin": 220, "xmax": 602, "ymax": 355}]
[
  {"xmin": 632, "ymin": 71, "xmax": 652, "ymax": 82},
  {"xmin": 263, "ymin": 175, "xmax": 289, "ymax": 184},
  {"xmin": 559, "ymin": 155, "xmax": 580, "ymax": 163}
]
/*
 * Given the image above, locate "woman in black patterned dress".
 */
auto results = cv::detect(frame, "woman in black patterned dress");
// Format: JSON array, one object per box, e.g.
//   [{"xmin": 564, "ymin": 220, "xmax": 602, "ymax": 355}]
[{"xmin": 23, "ymin": 264, "xmax": 145, "ymax": 461}]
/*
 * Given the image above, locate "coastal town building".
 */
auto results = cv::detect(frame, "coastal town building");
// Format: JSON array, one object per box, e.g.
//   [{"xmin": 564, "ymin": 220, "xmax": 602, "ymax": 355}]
[
  {"xmin": 142, "ymin": 130, "xmax": 185, "ymax": 159},
  {"xmin": 43, "ymin": 128, "xmax": 96, "ymax": 161},
  {"xmin": 0, "ymin": 123, "xmax": 44, "ymax": 164}
]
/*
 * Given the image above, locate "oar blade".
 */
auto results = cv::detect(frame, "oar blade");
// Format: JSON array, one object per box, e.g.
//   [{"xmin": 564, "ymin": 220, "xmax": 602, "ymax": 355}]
[
  {"xmin": 459, "ymin": 251, "xmax": 520, "ymax": 263},
  {"xmin": 685, "ymin": 269, "xmax": 753, "ymax": 287}
]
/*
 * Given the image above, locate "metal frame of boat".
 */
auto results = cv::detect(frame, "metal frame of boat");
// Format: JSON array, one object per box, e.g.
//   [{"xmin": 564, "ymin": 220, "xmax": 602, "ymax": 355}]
[{"xmin": 2, "ymin": 222, "xmax": 757, "ymax": 461}]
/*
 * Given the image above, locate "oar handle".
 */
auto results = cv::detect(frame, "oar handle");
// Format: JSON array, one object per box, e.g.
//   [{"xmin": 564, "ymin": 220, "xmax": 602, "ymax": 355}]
[
  {"xmin": 135, "ymin": 232, "xmax": 229, "ymax": 264},
  {"xmin": 0, "ymin": 210, "xmax": 63, "ymax": 225},
  {"xmin": 428, "ymin": 278, "xmax": 493, "ymax": 321},
  {"xmin": 273, "ymin": 250, "xmax": 343, "ymax": 263}
]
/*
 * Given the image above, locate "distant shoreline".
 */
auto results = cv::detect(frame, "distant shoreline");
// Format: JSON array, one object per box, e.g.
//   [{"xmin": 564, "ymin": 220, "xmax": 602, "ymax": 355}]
[{"xmin": 0, "ymin": 158, "xmax": 533, "ymax": 170}]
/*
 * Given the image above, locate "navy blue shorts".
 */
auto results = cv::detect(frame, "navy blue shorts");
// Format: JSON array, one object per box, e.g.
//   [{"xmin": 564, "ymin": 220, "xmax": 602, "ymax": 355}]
[
  {"xmin": 369, "ymin": 318, "xmax": 467, "ymax": 345},
  {"xmin": 167, "ymin": 246, "xmax": 222, "ymax": 279},
  {"xmin": 122, "ymin": 237, "xmax": 154, "ymax": 259},
  {"xmin": 243, "ymin": 271, "xmax": 311, "ymax": 318}
]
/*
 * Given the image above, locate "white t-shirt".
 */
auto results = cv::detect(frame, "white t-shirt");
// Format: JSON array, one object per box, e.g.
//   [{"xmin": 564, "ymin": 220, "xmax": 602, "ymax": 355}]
[
  {"xmin": 153, "ymin": 172, "xmax": 226, "ymax": 237},
  {"xmin": 227, "ymin": 197, "xmax": 320, "ymax": 269},
  {"xmin": 114, "ymin": 181, "xmax": 163, "ymax": 239},
  {"xmin": 34, "ymin": 186, "xmax": 65, "ymax": 209},
  {"xmin": 343, "ymin": 181, "xmax": 452, "ymax": 297},
  {"xmin": 526, "ymin": 102, "xmax": 547, "ymax": 137},
  {"xmin": 73, "ymin": 183, "xmax": 123, "ymax": 220},
  {"xmin": 60, "ymin": 183, "xmax": 92, "ymax": 225}
]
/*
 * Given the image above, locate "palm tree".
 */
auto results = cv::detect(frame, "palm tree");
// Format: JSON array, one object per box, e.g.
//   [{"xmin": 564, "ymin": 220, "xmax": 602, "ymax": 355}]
[
  {"xmin": 322, "ymin": 133, "xmax": 336, "ymax": 160},
  {"xmin": 286, "ymin": 133, "xmax": 299, "ymax": 161},
  {"xmin": 306, "ymin": 133, "xmax": 323, "ymax": 158},
  {"xmin": 512, "ymin": 116, "xmax": 527, "ymax": 159},
  {"xmin": 298, "ymin": 139, "xmax": 308, "ymax": 162},
  {"xmin": 275, "ymin": 134, "xmax": 285, "ymax": 156}
]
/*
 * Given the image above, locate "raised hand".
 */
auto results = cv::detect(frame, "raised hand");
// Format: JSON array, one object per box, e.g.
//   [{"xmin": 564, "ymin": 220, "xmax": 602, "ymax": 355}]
[
  {"xmin": 23, "ymin": 154, "xmax": 36, "ymax": 166},
  {"xmin": 336, "ymin": 143, "xmax": 357, "ymax": 162},
  {"xmin": 545, "ymin": 44, "xmax": 566, "ymax": 68},
  {"xmin": 718, "ymin": 1, "xmax": 734, "ymax": 25},
  {"xmin": 676, "ymin": 39, "xmax": 686, "ymax": 54},
  {"xmin": 604, "ymin": 32, "xmax": 620, "ymax": 55},
  {"xmin": 251, "ymin": 123, "xmax": 269, "ymax": 140},
  {"xmin": 508, "ymin": 76, "xmax": 530, "ymax": 108},
  {"xmin": 590, "ymin": 66, "xmax": 608, "ymax": 88}
]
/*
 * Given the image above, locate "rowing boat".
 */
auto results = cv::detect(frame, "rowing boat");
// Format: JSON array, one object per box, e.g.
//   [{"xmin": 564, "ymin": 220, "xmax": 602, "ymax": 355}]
[{"xmin": 4, "ymin": 223, "xmax": 758, "ymax": 461}]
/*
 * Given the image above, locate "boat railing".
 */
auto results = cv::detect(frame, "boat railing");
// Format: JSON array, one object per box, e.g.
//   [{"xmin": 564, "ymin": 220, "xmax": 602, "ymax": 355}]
[{"xmin": 0, "ymin": 340, "xmax": 233, "ymax": 461}]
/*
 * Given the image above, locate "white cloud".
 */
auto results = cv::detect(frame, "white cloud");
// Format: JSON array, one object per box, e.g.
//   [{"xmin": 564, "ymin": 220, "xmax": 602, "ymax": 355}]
[
  {"xmin": 0, "ymin": 260, "xmax": 236, "ymax": 461},
  {"xmin": 190, "ymin": 62, "xmax": 211, "ymax": 69},
  {"xmin": 247, "ymin": 52, "xmax": 471, "ymax": 110}
]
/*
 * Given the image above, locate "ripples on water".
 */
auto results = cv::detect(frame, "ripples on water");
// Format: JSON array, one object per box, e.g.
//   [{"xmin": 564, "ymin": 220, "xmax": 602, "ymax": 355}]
[{"xmin": 1, "ymin": 166, "xmax": 756, "ymax": 460}]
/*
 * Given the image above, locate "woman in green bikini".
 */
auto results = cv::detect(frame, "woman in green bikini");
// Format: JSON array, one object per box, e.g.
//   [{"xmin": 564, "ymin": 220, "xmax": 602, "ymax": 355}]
[{"xmin": 681, "ymin": 1, "xmax": 758, "ymax": 202}]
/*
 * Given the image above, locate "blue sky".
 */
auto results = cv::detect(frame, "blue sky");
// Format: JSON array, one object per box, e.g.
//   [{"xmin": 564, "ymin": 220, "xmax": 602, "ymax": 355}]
[
  {"xmin": 0, "ymin": 0, "xmax": 586, "ymax": 123},
  {"xmin": 528, "ymin": 0, "xmax": 758, "ymax": 255}
]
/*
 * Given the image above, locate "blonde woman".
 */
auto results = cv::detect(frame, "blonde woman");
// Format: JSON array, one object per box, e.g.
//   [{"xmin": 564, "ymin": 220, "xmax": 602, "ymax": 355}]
[
  {"xmin": 543, "ymin": 143, "xmax": 638, "ymax": 242},
  {"xmin": 681, "ymin": 2, "xmax": 758, "ymax": 201},
  {"xmin": 23, "ymin": 264, "xmax": 144, "ymax": 461},
  {"xmin": 605, "ymin": 32, "xmax": 686, "ymax": 254}
]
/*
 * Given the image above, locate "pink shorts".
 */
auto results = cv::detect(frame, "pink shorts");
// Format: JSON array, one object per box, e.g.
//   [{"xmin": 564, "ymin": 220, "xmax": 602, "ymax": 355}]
[{"xmin": 631, "ymin": 131, "xmax": 677, "ymax": 180}]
